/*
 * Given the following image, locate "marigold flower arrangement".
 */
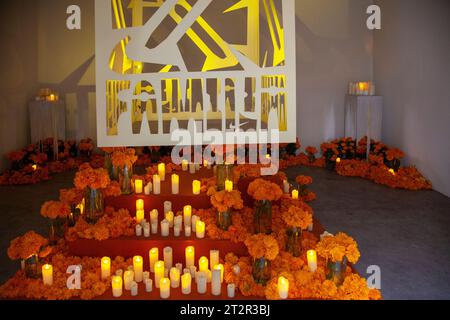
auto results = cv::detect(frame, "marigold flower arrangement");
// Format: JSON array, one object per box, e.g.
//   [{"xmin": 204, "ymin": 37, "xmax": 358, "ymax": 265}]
[
  {"xmin": 244, "ymin": 234, "xmax": 279, "ymax": 261},
  {"xmin": 8, "ymin": 150, "xmax": 27, "ymax": 162},
  {"xmin": 102, "ymin": 181, "xmax": 122, "ymax": 198},
  {"xmin": 74, "ymin": 163, "xmax": 110, "ymax": 190},
  {"xmin": 247, "ymin": 178, "xmax": 283, "ymax": 201},
  {"xmin": 316, "ymin": 232, "xmax": 360, "ymax": 264},
  {"xmin": 7, "ymin": 231, "xmax": 49, "ymax": 260},
  {"xmin": 296, "ymin": 175, "xmax": 313, "ymax": 186},
  {"xmin": 59, "ymin": 188, "xmax": 84, "ymax": 206},
  {"xmin": 282, "ymin": 206, "xmax": 313, "ymax": 230},
  {"xmin": 79, "ymin": 139, "xmax": 94, "ymax": 152},
  {"xmin": 111, "ymin": 148, "xmax": 137, "ymax": 168},
  {"xmin": 40, "ymin": 201, "xmax": 71, "ymax": 219},
  {"xmin": 207, "ymin": 187, "xmax": 244, "ymax": 212}
]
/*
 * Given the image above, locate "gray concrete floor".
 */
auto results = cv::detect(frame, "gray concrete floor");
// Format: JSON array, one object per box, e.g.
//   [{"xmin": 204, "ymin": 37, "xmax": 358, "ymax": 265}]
[{"xmin": 0, "ymin": 167, "xmax": 449, "ymax": 299}]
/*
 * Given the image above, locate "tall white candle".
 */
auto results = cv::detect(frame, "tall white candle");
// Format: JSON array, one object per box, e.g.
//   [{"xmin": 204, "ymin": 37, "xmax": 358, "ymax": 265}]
[
  {"xmin": 161, "ymin": 219, "xmax": 170, "ymax": 237},
  {"xmin": 163, "ymin": 246, "xmax": 173, "ymax": 269},
  {"xmin": 153, "ymin": 174, "xmax": 161, "ymax": 195},
  {"xmin": 135, "ymin": 179, "xmax": 143, "ymax": 194},
  {"xmin": 158, "ymin": 163, "xmax": 166, "ymax": 181},
  {"xmin": 181, "ymin": 273, "xmax": 191, "ymax": 294},
  {"xmin": 171, "ymin": 174, "xmax": 179, "ymax": 194},
  {"xmin": 101, "ymin": 257, "xmax": 111, "ymax": 280},
  {"xmin": 183, "ymin": 205, "xmax": 192, "ymax": 227},
  {"xmin": 170, "ymin": 267, "xmax": 180, "ymax": 288},
  {"xmin": 210, "ymin": 250, "xmax": 219, "ymax": 270},
  {"xmin": 154, "ymin": 261, "xmax": 165, "ymax": 289},
  {"xmin": 196, "ymin": 220, "xmax": 205, "ymax": 239},
  {"xmin": 124, "ymin": 270, "xmax": 134, "ymax": 290},
  {"xmin": 185, "ymin": 246, "xmax": 195, "ymax": 268},
  {"xmin": 149, "ymin": 248, "xmax": 159, "ymax": 273},
  {"xmin": 307, "ymin": 250, "xmax": 317, "ymax": 272},
  {"xmin": 159, "ymin": 278, "xmax": 170, "ymax": 299},
  {"xmin": 133, "ymin": 256, "xmax": 143, "ymax": 282},
  {"xmin": 150, "ymin": 209, "xmax": 159, "ymax": 225},
  {"xmin": 196, "ymin": 272, "xmax": 207, "ymax": 294},
  {"xmin": 164, "ymin": 201, "xmax": 172, "ymax": 214},
  {"xmin": 227, "ymin": 283, "xmax": 235, "ymax": 298},
  {"xmin": 111, "ymin": 276, "xmax": 123, "ymax": 298},
  {"xmin": 211, "ymin": 269, "xmax": 221, "ymax": 296}
]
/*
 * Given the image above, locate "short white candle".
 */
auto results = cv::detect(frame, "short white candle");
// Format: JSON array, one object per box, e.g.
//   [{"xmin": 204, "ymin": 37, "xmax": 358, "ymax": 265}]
[
  {"xmin": 154, "ymin": 261, "xmax": 165, "ymax": 289},
  {"xmin": 143, "ymin": 224, "xmax": 150, "ymax": 237},
  {"xmin": 278, "ymin": 276, "xmax": 289, "ymax": 299},
  {"xmin": 101, "ymin": 257, "xmax": 111, "ymax": 280},
  {"xmin": 159, "ymin": 278, "xmax": 170, "ymax": 299},
  {"xmin": 176, "ymin": 263, "xmax": 183, "ymax": 273},
  {"xmin": 124, "ymin": 270, "xmax": 134, "ymax": 290},
  {"xmin": 135, "ymin": 224, "xmax": 143, "ymax": 237},
  {"xmin": 135, "ymin": 179, "xmax": 143, "ymax": 194},
  {"xmin": 210, "ymin": 250, "xmax": 219, "ymax": 270},
  {"xmin": 153, "ymin": 174, "xmax": 161, "ymax": 195},
  {"xmin": 196, "ymin": 272, "xmax": 207, "ymax": 294},
  {"xmin": 170, "ymin": 267, "xmax": 180, "ymax": 288},
  {"xmin": 181, "ymin": 273, "xmax": 191, "ymax": 294},
  {"xmin": 143, "ymin": 271, "xmax": 150, "ymax": 281},
  {"xmin": 133, "ymin": 256, "xmax": 144, "ymax": 282},
  {"xmin": 111, "ymin": 276, "xmax": 123, "ymax": 298},
  {"xmin": 182, "ymin": 159, "xmax": 188, "ymax": 171},
  {"xmin": 136, "ymin": 199, "xmax": 144, "ymax": 211},
  {"xmin": 149, "ymin": 248, "xmax": 159, "ymax": 273},
  {"xmin": 164, "ymin": 201, "xmax": 172, "ymax": 214},
  {"xmin": 214, "ymin": 264, "xmax": 224, "ymax": 283},
  {"xmin": 192, "ymin": 180, "xmax": 201, "ymax": 195},
  {"xmin": 144, "ymin": 182, "xmax": 152, "ymax": 195},
  {"xmin": 227, "ymin": 283, "xmax": 235, "ymax": 298},
  {"xmin": 196, "ymin": 220, "xmax": 205, "ymax": 239},
  {"xmin": 131, "ymin": 281, "xmax": 138, "ymax": 296},
  {"xmin": 144, "ymin": 278, "xmax": 153, "ymax": 292},
  {"xmin": 171, "ymin": 174, "xmax": 179, "ymax": 194},
  {"xmin": 174, "ymin": 225, "xmax": 181, "ymax": 237},
  {"xmin": 161, "ymin": 219, "xmax": 170, "ymax": 237},
  {"xmin": 211, "ymin": 269, "xmax": 221, "ymax": 296},
  {"xmin": 184, "ymin": 225, "xmax": 191, "ymax": 237},
  {"xmin": 163, "ymin": 246, "xmax": 173, "ymax": 269},
  {"xmin": 283, "ymin": 180, "xmax": 290, "ymax": 193},
  {"xmin": 165, "ymin": 211, "xmax": 174, "ymax": 228},
  {"xmin": 189, "ymin": 266, "xmax": 197, "ymax": 278},
  {"xmin": 42, "ymin": 264, "xmax": 53, "ymax": 285}
]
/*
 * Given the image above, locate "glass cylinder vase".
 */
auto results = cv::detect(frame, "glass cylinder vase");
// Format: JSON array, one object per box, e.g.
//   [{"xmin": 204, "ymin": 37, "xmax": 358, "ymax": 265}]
[
  {"xmin": 49, "ymin": 217, "xmax": 67, "ymax": 244},
  {"xmin": 285, "ymin": 227, "xmax": 302, "ymax": 257},
  {"xmin": 119, "ymin": 165, "xmax": 133, "ymax": 195},
  {"xmin": 326, "ymin": 257, "xmax": 348, "ymax": 286},
  {"xmin": 254, "ymin": 200, "xmax": 272, "ymax": 234},
  {"xmin": 85, "ymin": 188, "xmax": 104, "ymax": 224},
  {"xmin": 22, "ymin": 254, "xmax": 40, "ymax": 279},
  {"xmin": 252, "ymin": 258, "xmax": 271, "ymax": 286},
  {"xmin": 216, "ymin": 210, "xmax": 232, "ymax": 231},
  {"xmin": 216, "ymin": 163, "xmax": 234, "ymax": 191}
]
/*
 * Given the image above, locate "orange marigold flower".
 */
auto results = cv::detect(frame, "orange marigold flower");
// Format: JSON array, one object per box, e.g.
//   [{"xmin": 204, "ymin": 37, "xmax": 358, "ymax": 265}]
[{"xmin": 247, "ymin": 178, "xmax": 283, "ymax": 201}]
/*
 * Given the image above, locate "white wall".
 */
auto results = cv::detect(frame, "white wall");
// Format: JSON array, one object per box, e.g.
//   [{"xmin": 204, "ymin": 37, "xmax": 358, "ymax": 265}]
[
  {"xmin": 374, "ymin": 0, "xmax": 450, "ymax": 197},
  {"xmin": 0, "ymin": 1, "xmax": 39, "ymax": 172}
]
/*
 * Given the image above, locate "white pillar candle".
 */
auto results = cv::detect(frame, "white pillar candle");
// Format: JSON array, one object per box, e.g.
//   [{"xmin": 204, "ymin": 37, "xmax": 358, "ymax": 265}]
[
  {"xmin": 133, "ymin": 256, "xmax": 144, "ymax": 282},
  {"xmin": 150, "ymin": 209, "xmax": 159, "ymax": 225},
  {"xmin": 111, "ymin": 276, "xmax": 123, "ymax": 298},
  {"xmin": 283, "ymin": 180, "xmax": 290, "ymax": 193},
  {"xmin": 164, "ymin": 201, "xmax": 172, "ymax": 214},
  {"xmin": 143, "ymin": 223, "xmax": 150, "ymax": 237},
  {"xmin": 171, "ymin": 174, "xmax": 179, "ymax": 194},
  {"xmin": 143, "ymin": 271, "xmax": 150, "ymax": 281},
  {"xmin": 42, "ymin": 264, "xmax": 53, "ymax": 285},
  {"xmin": 151, "ymin": 221, "xmax": 158, "ymax": 234},
  {"xmin": 185, "ymin": 246, "xmax": 195, "ymax": 268},
  {"xmin": 192, "ymin": 180, "xmax": 201, "ymax": 195},
  {"xmin": 165, "ymin": 211, "xmax": 174, "ymax": 228},
  {"xmin": 124, "ymin": 270, "xmax": 134, "ymax": 290},
  {"xmin": 307, "ymin": 250, "xmax": 318, "ymax": 272},
  {"xmin": 189, "ymin": 163, "xmax": 196, "ymax": 174},
  {"xmin": 149, "ymin": 248, "xmax": 159, "ymax": 273},
  {"xmin": 191, "ymin": 215, "xmax": 199, "ymax": 232},
  {"xmin": 278, "ymin": 276, "xmax": 289, "ymax": 299},
  {"xmin": 174, "ymin": 215, "xmax": 183, "ymax": 228},
  {"xmin": 101, "ymin": 257, "xmax": 111, "ymax": 280},
  {"xmin": 184, "ymin": 225, "xmax": 191, "ymax": 237},
  {"xmin": 163, "ymin": 247, "xmax": 173, "ymax": 269},
  {"xmin": 153, "ymin": 174, "xmax": 161, "ymax": 195},
  {"xmin": 183, "ymin": 205, "xmax": 192, "ymax": 227},
  {"xmin": 210, "ymin": 250, "xmax": 219, "ymax": 270},
  {"xmin": 154, "ymin": 261, "xmax": 165, "ymax": 289},
  {"xmin": 136, "ymin": 199, "xmax": 144, "ymax": 211},
  {"xmin": 196, "ymin": 220, "xmax": 205, "ymax": 239},
  {"xmin": 144, "ymin": 182, "xmax": 152, "ymax": 195},
  {"xmin": 136, "ymin": 210, "xmax": 145, "ymax": 225},
  {"xmin": 144, "ymin": 278, "xmax": 153, "ymax": 292},
  {"xmin": 182, "ymin": 159, "xmax": 188, "ymax": 171},
  {"xmin": 135, "ymin": 179, "xmax": 143, "ymax": 194},
  {"xmin": 161, "ymin": 219, "xmax": 170, "ymax": 237},
  {"xmin": 174, "ymin": 225, "xmax": 181, "ymax": 237},
  {"xmin": 227, "ymin": 283, "xmax": 235, "ymax": 298},
  {"xmin": 135, "ymin": 224, "xmax": 143, "ymax": 236},
  {"xmin": 159, "ymin": 278, "xmax": 170, "ymax": 299},
  {"xmin": 214, "ymin": 264, "xmax": 224, "ymax": 283},
  {"xmin": 196, "ymin": 272, "xmax": 207, "ymax": 294},
  {"xmin": 181, "ymin": 273, "xmax": 191, "ymax": 294},
  {"xmin": 158, "ymin": 163, "xmax": 166, "ymax": 181},
  {"xmin": 211, "ymin": 269, "xmax": 221, "ymax": 296},
  {"xmin": 199, "ymin": 256, "xmax": 209, "ymax": 272},
  {"xmin": 131, "ymin": 281, "xmax": 138, "ymax": 296},
  {"xmin": 170, "ymin": 267, "xmax": 180, "ymax": 288},
  {"xmin": 232, "ymin": 264, "xmax": 240, "ymax": 275}
]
